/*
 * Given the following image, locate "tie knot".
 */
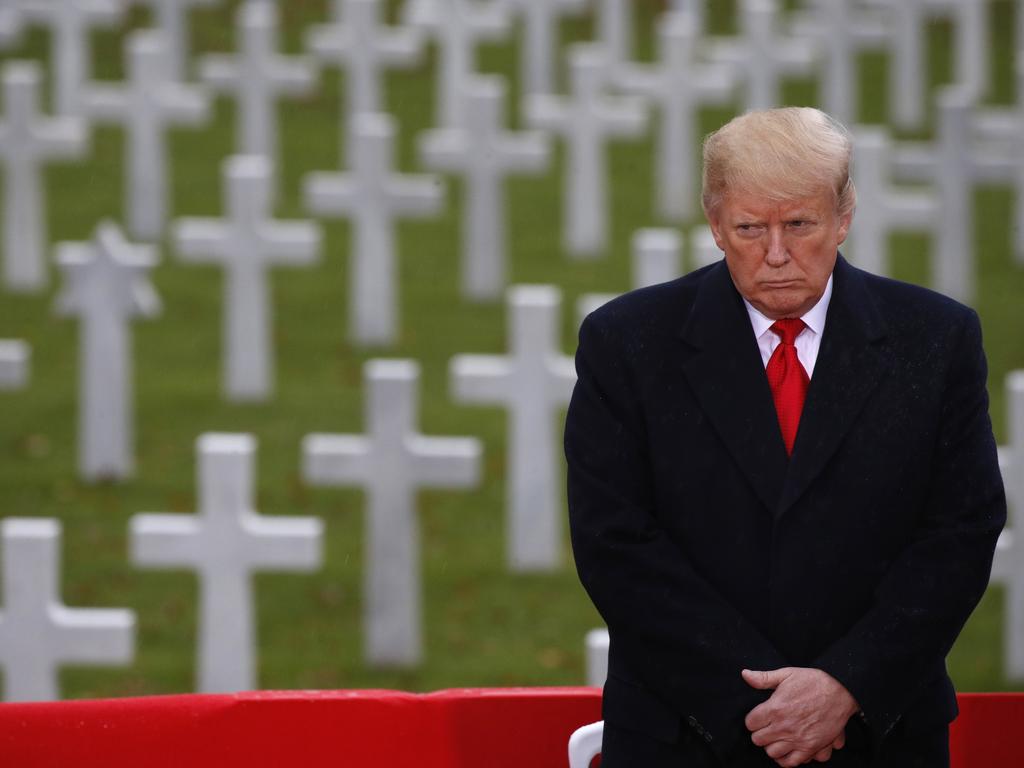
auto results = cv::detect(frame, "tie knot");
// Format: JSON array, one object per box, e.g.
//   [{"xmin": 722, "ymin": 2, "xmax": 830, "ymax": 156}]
[{"xmin": 770, "ymin": 318, "xmax": 806, "ymax": 346}]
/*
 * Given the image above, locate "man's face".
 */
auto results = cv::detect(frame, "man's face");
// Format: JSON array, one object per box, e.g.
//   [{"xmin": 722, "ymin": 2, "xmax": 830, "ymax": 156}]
[{"xmin": 707, "ymin": 188, "xmax": 851, "ymax": 319}]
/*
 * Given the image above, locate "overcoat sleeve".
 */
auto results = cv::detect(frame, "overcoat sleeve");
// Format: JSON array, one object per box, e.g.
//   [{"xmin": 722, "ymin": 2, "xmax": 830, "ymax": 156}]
[
  {"xmin": 565, "ymin": 312, "xmax": 788, "ymax": 761},
  {"xmin": 813, "ymin": 308, "xmax": 1006, "ymax": 747}
]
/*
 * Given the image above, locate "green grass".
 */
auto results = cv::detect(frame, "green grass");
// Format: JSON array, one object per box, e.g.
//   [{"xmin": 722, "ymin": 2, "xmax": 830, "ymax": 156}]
[{"xmin": 1, "ymin": 0, "xmax": 1022, "ymax": 700}]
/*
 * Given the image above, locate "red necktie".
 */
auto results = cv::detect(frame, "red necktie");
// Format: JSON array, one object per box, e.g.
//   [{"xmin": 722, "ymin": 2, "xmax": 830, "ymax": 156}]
[{"xmin": 766, "ymin": 319, "xmax": 809, "ymax": 455}]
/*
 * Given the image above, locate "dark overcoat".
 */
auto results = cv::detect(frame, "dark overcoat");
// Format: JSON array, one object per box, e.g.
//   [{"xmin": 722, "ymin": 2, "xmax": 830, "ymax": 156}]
[{"xmin": 564, "ymin": 255, "xmax": 1006, "ymax": 766}]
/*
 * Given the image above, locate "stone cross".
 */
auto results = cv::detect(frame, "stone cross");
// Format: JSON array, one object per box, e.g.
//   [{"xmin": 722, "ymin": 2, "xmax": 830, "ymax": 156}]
[
  {"xmin": 307, "ymin": 0, "xmax": 422, "ymax": 133},
  {"xmin": 525, "ymin": 44, "xmax": 646, "ymax": 259},
  {"xmin": 972, "ymin": 56, "xmax": 1024, "ymax": 265},
  {"xmin": 503, "ymin": 0, "xmax": 585, "ymax": 97},
  {"xmin": 0, "ymin": 518, "xmax": 135, "ymax": 702},
  {"xmin": 21, "ymin": 0, "xmax": 123, "ymax": 115},
  {"xmin": 690, "ymin": 225, "xmax": 723, "ymax": 272},
  {"xmin": 0, "ymin": 4, "xmax": 24, "ymax": 46},
  {"xmin": 889, "ymin": 88, "xmax": 1006, "ymax": 303},
  {"xmin": 133, "ymin": 0, "xmax": 218, "ymax": 81},
  {"xmin": 790, "ymin": 0, "xmax": 889, "ymax": 125},
  {"xmin": 708, "ymin": 0, "xmax": 816, "ymax": 111},
  {"xmin": 411, "ymin": 0, "xmax": 507, "ymax": 129},
  {"xmin": 131, "ymin": 433, "xmax": 323, "ymax": 693},
  {"xmin": 577, "ymin": 228, "xmax": 682, "ymax": 325},
  {"xmin": 401, "ymin": 0, "xmax": 437, "ymax": 27},
  {"xmin": 993, "ymin": 372, "xmax": 1024, "ymax": 679},
  {"xmin": 585, "ymin": 627, "xmax": 609, "ymax": 687},
  {"xmin": 864, "ymin": 0, "xmax": 987, "ymax": 129},
  {"xmin": 419, "ymin": 76, "xmax": 549, "ymax": 301},
  {"xmin": 304, "ymin": 113, "xmax": 444, "ymax": 346},
  {"xmin": 304, "ymin": 359, "xmax": 481, "ymax": 666},
  {"xmin": 845, "ymin": 128, "xmax": 937, "ymax": 280},
  {"xmin": 199, "ymin": 1, "xmax": 315, "ymax": 165},
  {"xmin": 83, "ymin": 31, "xmax": 210, "ymax": 241},
  {"xmin": 669, "ymin": 0, "xmax": 706, "ymax": 34},
  {"xmin": 616, "ymin": 12, "xmax": 735, "ymax": 223},
  {"xmin": 175, "ymin": 156, "xmax": 321, "ymax": 401},
  {"xmin": 450, "ymin": 285, "xmax": 576, "ymax": 571},
  {"xmin": 0, "ymin": 340, "xmax": 30, "ymax": 390},
  {"xmin": 0, "ymin": 62, "xmax": 88, "ymax": 292},
  {"xmin": 596, "ymin": 0, "xmax": 632, "ymax": 73},
  {"xmin": 54, "ymin": 221, "xmax": 160, "ymax": 482}
]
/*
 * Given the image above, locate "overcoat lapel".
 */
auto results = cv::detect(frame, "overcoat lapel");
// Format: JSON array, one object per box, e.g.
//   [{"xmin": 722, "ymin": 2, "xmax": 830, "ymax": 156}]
[
  {"xmin": 778, "ymin": 256, "xmax": 891, "ymax": 517},
  {"xmin": 678, "ymin": 262, "xmax": 790, "ymax": 512}
]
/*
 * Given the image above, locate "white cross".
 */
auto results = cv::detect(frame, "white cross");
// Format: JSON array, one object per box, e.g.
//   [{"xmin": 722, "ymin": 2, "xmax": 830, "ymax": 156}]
[
  {"xmin": 790, "ymin": 0, "xmax": 889, "ymax": 125},
  {"xmin": 0, "ymin": 518, "xmax": 135, "ymax": 702},
  {"xmin": 54, "ymin": 220, "xmax": 160, "ymax": 482},
  {"xmin": 82, "ymin": 31, "xmax": 210, "ymax": 241},
  {"xmin": 451, "ymin": 285, "xmax": 576, "ymax": 571},
  {"xmin": 708, "ymin": 0, "xmax": 816, "ymax": 111},
  {"xmin": 844, "ymin": 128, "xmax": 937, "ymax": 280},
  {"xmin": 21, "ymin": 0, "xmax": 123, "ymax": 115},
  {"xmin": 419, "ymin": 76, "xmax": 549, "ymax": 301},
  {"xmin": 199, "ymin": 1, "xmax": 315, "ymax": 164},
  {"xmin": 304, "ymin": 112, "xmax": 444, "ymax": 346},
  {"xmin": 411, "ymin": 0, "xmax": 507, "ymax": 129},
  {"xmin": 596, "ymin": 0, "xmax": 632, "ymax": 73},
  {"xmin": 689, "ymin": 225, "xmax": 723, "ymax": 273},
  {"xmin": 304, "ymin": 359, "xmax": 481, "ymax": 666},
  {"xmin": 616, "ymin": 12, "xmax": 735, "ymax": 223},
  {"xmin": 864, "ymin": 0, "xmax": 988, "ymax": 129},
  {"xmin": 132, "ymin": 0, "xmax": 219, "ymax": 81},
  {"xmin": 307, "ymin": 0, "xmax": 422, "ymax": 126},
  {"xmin": 0, "ymin": 3, "xmax": 25, "ymax": 46},
  {"xmin": 577, "ymin": 229, "xmax": 682, "ymax": 325},
  {"xmin": 669, "ymin": 0, "xmax": 706, "ymax": 34},
  {"xmin": 175, "ymin": 156, "xmax": 321, "ymax": 401},
  {"xmin": 132, "ymin": 433, "xmax": 323, "ymax": 692},
  {"xmin": 526, "ymin": 44, "xmax": 646, "ymax": 259},
  {"xmin": 888, "ymin": 87, "xmax": 1011, "ymax": 303},
  {"xmin": 503, "ymin": 0, "xmax": 585, "ymax": 97},
  {"xmin": 972, "ymin": 54, "xmax": 1024, "ymax": 266},
  {"xmin": 0, "ymin": 62, "xmax": 87, "ymax": 292},
  {"xmin": 993, "ymin": 372, "xmax": 1024, "ymax": 679},
  {"xmin": 584, "ymin": 627, "xmax": 609, "ymax": 687},
  {"xmin": 0, "ymin": 340, "xmax": 30, "ymax": 390}
]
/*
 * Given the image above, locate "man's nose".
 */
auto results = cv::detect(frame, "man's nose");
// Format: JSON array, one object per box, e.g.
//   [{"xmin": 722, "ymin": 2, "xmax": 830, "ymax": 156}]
[{"xmin": 764, "ymin": 226, "xmax": 789, "ymax": 266}]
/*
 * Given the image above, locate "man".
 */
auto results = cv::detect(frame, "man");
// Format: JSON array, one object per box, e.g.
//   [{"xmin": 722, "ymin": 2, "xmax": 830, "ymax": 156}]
[{"xmin": 564, "ymin": 107, "xmax": 1006, "ymax": 767}]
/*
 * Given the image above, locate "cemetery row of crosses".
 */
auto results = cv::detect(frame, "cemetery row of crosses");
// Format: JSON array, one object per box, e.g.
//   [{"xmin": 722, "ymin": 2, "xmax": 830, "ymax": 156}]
[{"xmin": 0, "ymin": 0, "xmax": 1022, "ymax": 702}]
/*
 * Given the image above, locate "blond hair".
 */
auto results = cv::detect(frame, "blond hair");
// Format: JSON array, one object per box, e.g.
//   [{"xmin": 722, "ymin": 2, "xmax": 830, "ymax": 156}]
[{"xmin": 701, "ymin": 107, "xmax": 856, "ymax": 218}]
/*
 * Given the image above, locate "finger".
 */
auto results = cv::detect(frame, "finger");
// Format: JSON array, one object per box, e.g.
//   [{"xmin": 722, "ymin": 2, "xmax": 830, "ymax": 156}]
[
  {"xmin": 745, "ymin": 703, "xmax": 774, "ymax": 732},
  {"xmin": 742, "ymin": 667, "xmax": 788, "ymax": 690},
  {"xmin": 751, "ymin": 726, "xmax": 778, "ymax": 747},
  {"xmin": 813, "ymin": 747, "xmax": 833, "ymax": 762},
  {"xmin": 765, "ymin": 740, "xmax": 794, "ymax": 759},
  {"xmin": 833, "ymin": 730, "xmax": 846, "ymax": 749},
  {"xmin": 780, "ymin": 752, "xmax": 813, "ymax": 768}
]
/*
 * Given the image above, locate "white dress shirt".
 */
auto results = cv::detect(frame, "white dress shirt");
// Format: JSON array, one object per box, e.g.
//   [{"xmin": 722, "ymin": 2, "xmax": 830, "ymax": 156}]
[{"xmin": 742, "ymin": 275, "xmax": 833, "ymax": 378}]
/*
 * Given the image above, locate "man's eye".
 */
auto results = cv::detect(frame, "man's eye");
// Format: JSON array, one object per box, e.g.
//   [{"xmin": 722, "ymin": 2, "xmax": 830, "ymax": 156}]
[{"xmin": 788, "ymin": 220, "xmax": 811, "ymax": 229}]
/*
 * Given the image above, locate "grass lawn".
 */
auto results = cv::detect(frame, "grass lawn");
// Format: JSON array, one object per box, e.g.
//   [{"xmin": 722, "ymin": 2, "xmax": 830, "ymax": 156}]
[{"xmin": 0, "ymin": 0, "xmax": 1022, "ymax": 698}]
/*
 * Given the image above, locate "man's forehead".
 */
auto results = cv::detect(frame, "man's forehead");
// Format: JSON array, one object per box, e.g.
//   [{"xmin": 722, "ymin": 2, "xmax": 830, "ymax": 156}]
[{"xmin": 721, "ymin": 190, "xmax": 836, "ymax": 217}]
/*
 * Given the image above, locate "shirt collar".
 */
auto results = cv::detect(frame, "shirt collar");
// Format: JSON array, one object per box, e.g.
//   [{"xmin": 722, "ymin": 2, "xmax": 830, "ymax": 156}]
[{"xmin": 742, "ymin": 274, "xmax": 834, "ymax": 338}]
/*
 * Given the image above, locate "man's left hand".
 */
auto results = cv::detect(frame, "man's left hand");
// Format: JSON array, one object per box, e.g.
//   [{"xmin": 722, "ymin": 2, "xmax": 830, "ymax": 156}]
[{"xmin": 742, "ymin": 667, "xmax": 860, "ymax": 767}]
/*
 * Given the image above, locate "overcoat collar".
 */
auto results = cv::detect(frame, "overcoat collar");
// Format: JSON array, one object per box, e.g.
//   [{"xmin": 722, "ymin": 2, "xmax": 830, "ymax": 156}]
[{"xmin": 677, "ymin": 255, "xmax": 890, "ymax": 519}]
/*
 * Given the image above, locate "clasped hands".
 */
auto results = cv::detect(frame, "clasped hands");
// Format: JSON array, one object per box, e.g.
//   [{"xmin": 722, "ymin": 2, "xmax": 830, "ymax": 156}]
[{"xmin": 741, "ymin": 667, "xmax": 860, "ymax": 767}]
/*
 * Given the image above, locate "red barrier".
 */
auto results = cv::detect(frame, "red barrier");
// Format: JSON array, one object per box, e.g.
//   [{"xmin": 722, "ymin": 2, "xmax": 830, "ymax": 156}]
[
  {"xmin": 0, "ymin": 688, "xmax": 602, "ymax": 768},
  {"xmin": 0, "ymin": 688, "xmax": 1020, "ymax": 767}
]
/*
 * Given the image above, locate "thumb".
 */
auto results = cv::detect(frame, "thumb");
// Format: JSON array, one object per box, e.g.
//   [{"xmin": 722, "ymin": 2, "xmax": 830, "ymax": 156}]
[{"xmin": 741, "ymin": 668, "xmax": 788, "ymax": 690}]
